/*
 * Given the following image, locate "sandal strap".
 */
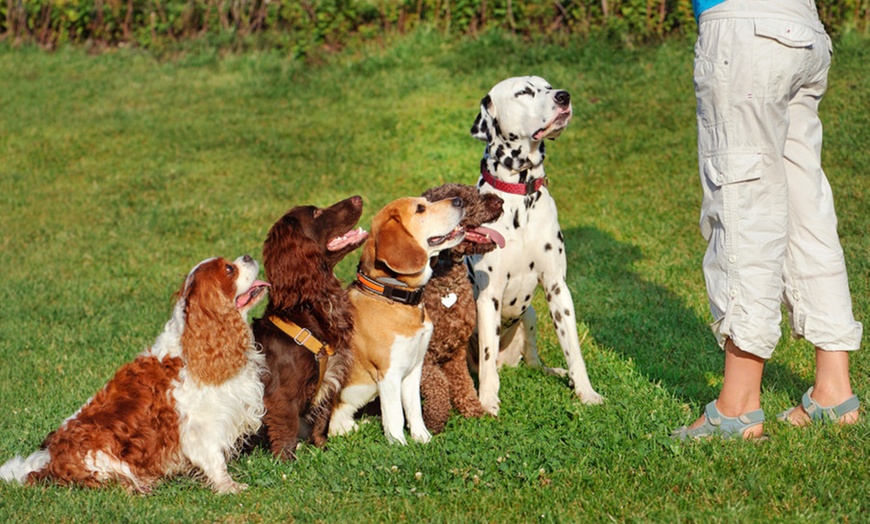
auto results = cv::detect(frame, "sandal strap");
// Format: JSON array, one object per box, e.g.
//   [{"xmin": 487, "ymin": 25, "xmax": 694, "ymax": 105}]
[
  {"xmin": 802, "ymin": 387, "xmax": 861, "ymax": 422},
  {"xmin": 703, "ymin": 400, "xmax": 765, "ymax": 436}
]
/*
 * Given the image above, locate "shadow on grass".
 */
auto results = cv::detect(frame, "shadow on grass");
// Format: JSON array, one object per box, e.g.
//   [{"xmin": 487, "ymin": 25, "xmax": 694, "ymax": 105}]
[{"xmin": 564, "ymin": 225, "xmax": 809, "ymax": 404}]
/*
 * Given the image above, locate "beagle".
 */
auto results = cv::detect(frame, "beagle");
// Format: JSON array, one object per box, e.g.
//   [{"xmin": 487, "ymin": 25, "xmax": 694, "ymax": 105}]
[{"xmin": 328, "ymin": 196, "xmax": 465, "ymax": 444}]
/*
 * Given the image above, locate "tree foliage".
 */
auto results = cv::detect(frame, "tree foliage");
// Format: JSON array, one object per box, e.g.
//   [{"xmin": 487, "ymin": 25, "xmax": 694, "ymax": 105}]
[{"xmin": 1, "ymin": 0, "xmax": 867, "ymax": 52}]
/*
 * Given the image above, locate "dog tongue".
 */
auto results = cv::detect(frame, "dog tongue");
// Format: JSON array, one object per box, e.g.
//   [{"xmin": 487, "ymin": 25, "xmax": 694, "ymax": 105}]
[
  {"xmin": 468, "ymin": 226, "xmax": 505, "ymax": 248},
  {"xmin": 327, "ymin": 227, "xmax": 369, "ymax": 251},
  {"xmin": 236, "ymin": 281, "xmax": 270, "ymax": 309}
]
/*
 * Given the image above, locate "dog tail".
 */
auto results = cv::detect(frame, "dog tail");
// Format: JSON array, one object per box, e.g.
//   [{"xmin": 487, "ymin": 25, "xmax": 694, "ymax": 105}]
[{"xmin": 0, "ymin": 450, "xmax": 50, "ymax": 484}]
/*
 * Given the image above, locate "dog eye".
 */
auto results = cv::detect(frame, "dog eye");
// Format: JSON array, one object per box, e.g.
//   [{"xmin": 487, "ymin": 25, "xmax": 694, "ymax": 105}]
[
  {"xmin": 515, "ymin": 87, "xmax": 534, "ymax": 97},
  {"xmin": 225, "ymin": 264, "xmax": 235, "ymax": 275},
  {"xmin": 416, "ymin": 204, "xmax": 426, "ymax": 214}
]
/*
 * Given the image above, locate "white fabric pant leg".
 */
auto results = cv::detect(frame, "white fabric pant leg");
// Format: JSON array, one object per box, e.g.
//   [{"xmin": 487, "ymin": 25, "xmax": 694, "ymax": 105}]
[
  {"xmin": 782, "ymin": 72, "xmax": 863, "ymax": 351},
  {"xmin": 694, "ymin": 16, "xmax": 862, "ymax": 358}
]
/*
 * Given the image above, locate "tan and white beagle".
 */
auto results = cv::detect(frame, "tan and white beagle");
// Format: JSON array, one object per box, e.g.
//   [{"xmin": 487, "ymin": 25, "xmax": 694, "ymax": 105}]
[{"xmin": 328, "ymin": 196, "xmax": 465, "ymax": 444}]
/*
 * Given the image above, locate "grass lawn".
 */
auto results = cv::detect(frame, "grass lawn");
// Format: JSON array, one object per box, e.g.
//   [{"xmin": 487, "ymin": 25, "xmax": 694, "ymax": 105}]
[{"xmin": 0, "ymin": 29, "xmax": 868, "ymax": 522}]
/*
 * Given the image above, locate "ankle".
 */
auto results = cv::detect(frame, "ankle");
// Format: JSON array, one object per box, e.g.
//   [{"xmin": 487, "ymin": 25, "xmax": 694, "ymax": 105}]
[
  {"xmin": 808, "ymin": 384, "xmax": 854, "ymax": 407},
  {"xmin": 714, "ymin": 399, "xmax": 761, "ymax": 419}
]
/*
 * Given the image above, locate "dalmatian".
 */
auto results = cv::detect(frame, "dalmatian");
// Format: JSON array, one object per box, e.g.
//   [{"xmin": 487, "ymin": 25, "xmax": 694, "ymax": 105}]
[{"xmin": 468, "ymin": 75, "xmax": 603, "ymax": 415}]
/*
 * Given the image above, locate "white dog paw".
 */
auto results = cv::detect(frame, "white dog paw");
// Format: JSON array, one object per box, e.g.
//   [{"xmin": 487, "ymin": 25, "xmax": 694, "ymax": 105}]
[
  {"xmin": 577, "ymin": 389, "xmax": 604, "ymax": 405},
  {"xmin": 480, "ymin": 395, "xmax": 501, "ymax": 416},
  {"xmin": 214, "ymin": 480, "xmax": 248, "ymax": 495},
  {"xmin": 411, "ymin": 429, "xmax": 432, "ymax": 444},
  {"xmin": 328, "ymin": 419, "xmax": 358, "ymax": 437},
  {"xmin": 385, "ymin": 431, "xmax": 408, "ymax": 446}
]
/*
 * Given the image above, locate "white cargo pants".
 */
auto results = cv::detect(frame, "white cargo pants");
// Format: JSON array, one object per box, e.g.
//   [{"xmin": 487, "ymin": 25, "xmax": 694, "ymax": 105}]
[{"xmin": 694, "ymin": 6, "xmax": 862, "ymax": 358}]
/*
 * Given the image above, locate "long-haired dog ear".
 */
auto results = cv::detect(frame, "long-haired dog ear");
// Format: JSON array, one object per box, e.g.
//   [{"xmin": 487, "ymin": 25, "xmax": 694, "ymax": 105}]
[
  {"xmin": 262, "ymin": 214, "xmax": 328, "ymax": 305},
  {"xmin": 376, "ymin": 215, "xmax": 429, "ymax": 275},
  {"xmin": 470, "ymin": 95, "xmax": 494, "ymax": 142},
  {"xmin": 181, "ymin": 260, "xmax": 248, "ymax": 385}
]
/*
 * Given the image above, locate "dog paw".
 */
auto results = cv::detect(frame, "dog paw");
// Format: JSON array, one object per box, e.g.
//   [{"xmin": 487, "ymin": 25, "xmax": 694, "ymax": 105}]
[
  {"xmin": 328, "ymin": 419, "xmax": 358, "ymax": 437},
  {"xmin": 543, "ymin": 366, "xmax": 568, "ymax": 377},
  {"xmin": 480, "ymin": 396, "xmax": 501, "ymax": 416},
  {"xmin": 215, "ymin": 480, "xmax": 248, "ymax": 495},
  {"xmin": 385, "ymin": 432, "xmax": 408, "ymax": 446},
  {"xmin": 411, "ymin": 428, "xmax": 432, "ymax": 444},
  {"xmin": 577, "ymin": 389, "xmax": 604, "ymax": 405}
]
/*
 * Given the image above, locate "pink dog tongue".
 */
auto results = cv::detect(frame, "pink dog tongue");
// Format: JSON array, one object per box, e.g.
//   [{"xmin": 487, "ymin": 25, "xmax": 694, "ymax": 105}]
[
  {"xmin": 236, "ymin": 281, "xmax": 270, "ymax": 309},
  {"xmin": 327, "ymin": 227, "xmax": 369, "ymax": 251},
  {"xmin": 469, "ymin": 226, "xmax": 506, "ymax": 248}
]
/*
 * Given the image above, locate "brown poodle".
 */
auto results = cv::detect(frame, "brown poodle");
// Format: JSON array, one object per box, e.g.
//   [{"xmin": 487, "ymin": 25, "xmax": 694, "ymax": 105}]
[
  {"xmin": 253, "ymin": 196, "xmax": 368, "ymax": 460},
  {"xmin": 419, "ymin": 184, "xmax": 504, "ymax": 434}
]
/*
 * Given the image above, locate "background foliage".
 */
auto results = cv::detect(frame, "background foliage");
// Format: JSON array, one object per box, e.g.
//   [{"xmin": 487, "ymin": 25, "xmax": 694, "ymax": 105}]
[{"xmin": 1, "ymin": 0, "xmax": 868, "ymax": 54}]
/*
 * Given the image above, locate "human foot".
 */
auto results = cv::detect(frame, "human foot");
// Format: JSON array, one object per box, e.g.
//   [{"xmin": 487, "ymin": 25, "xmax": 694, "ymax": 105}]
[
  {"xmin": 672, "ymin": 401, "xmax": 765, "ymax": 440},
  {"xmin": 777, "ymin": 387, "xmax": 860, "ymax": 426}
]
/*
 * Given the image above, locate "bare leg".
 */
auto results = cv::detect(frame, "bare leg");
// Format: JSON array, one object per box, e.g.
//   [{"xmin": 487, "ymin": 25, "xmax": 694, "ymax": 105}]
[{"xmin": 687, "ymin": 339, "xmax": 765, "ymax": 439}]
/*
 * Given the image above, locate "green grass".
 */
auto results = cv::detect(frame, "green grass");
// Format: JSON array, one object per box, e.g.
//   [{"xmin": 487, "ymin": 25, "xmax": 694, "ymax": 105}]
[{"xmin": 1, "ymin": 29, "xmax": 868, "ymax": 522}]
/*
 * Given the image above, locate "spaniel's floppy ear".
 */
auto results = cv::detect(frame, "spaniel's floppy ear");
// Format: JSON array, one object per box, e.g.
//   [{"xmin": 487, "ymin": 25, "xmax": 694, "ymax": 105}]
[
  {"xmin": 375, "ymin": 213, "xmax": 429, "ymax": 276},
  {"xmin": 181, "ymin": 259, "xmax": 249, "ymax": 385},
  {"xmin": 262, "ymin": 212, "xmax": 329, "ymax": 305},
  {"xmin": 470, "ymin": 94, "xmax": 494, "ymax": 142}
]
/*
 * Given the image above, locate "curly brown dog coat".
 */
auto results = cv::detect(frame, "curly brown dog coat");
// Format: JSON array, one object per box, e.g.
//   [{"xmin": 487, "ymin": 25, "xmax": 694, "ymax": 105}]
[
  {"xmin": 253, "ymin": 196, "xmax": 368, "ymax": 460},
  {"xmin": 420, "ymin": 184, "xmax": 504, "ymax": 434}
]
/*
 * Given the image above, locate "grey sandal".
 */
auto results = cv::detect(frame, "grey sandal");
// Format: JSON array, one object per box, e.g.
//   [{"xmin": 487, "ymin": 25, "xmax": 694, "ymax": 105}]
[
  {"xmin": 777, "ymin": 387, "xmax": 860, "ymax": 424},
  {"xmin": 672, "ymin": 401, "xmax": 765, "ymax": 441}
]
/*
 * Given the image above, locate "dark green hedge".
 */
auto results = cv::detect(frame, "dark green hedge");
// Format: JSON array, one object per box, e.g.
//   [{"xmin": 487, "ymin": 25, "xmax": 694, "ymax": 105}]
[{"xmin": 1, "ymin": 0, "xmax": 867, "ymax": 52}]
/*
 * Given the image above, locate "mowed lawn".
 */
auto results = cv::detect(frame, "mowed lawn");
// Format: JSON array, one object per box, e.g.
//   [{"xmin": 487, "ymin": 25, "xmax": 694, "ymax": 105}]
[{"xmin": 0, "ymin": 30, "xmax": 868, "ymax": 522}]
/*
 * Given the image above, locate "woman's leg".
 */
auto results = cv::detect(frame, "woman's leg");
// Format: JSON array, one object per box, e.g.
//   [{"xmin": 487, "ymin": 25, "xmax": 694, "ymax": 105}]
[{"xmin": 686, "ymin": 339, "xmax": 765, "ymax": 439}]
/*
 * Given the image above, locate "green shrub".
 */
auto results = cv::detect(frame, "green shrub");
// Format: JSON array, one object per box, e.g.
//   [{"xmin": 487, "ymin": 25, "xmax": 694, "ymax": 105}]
[{"xmin": 4, "ymin": 0, "xmax": 864, "ymax": 53}]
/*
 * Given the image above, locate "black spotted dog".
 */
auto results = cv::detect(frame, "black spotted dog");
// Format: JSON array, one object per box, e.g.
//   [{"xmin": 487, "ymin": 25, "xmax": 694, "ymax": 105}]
[{"xmin": 468, "ymin": 75, "xmax": 603, "ymax": 415}]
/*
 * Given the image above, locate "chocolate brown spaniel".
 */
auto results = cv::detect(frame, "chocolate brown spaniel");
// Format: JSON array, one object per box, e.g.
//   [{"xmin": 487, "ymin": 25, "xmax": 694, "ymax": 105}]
[{"xmin": 253, "ymin": 196, "xmax": 368, "ymax": 460}]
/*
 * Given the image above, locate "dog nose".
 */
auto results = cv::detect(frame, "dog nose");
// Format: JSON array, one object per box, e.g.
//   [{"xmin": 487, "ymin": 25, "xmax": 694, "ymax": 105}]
[
  {"xmin": 242, "ymin": 254, "xmax": 253, "ymax": 263},
  {"xmin": 451, "ymin": 197, "xmax": 465, "ymax": 209},
  {"xmin": 554, "ymin": 90, "xmax": 570, "ymax": 107}
]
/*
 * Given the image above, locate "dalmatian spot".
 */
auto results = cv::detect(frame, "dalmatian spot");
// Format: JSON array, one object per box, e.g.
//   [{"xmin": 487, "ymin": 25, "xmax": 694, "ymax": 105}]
[
  {"xmin": 524, "ymin": 295, "xmax": 531, "ymax": 303},
  {"xmin": 544, "ymin": 243, "xmax": 553, "ymax": 251},
  {"xmin": 493, "ymin": 118, "xmax": 504, "ymax": 141},
  {"xmin": 484, "ymin": 347, "xmax": 491, "ymax": 361},
  {"xmin": 513, "ymin": 210, "xmax": 520, "ymax": 229},
  {"xmin": 492, "ymin": 298, "xmax": 500, "ymax": 311},
  {"xmin": 564, "ymin": 308, "xmax": 571, "ymax": 317},
  {"xmin": 529, "ymin": 262, "xmax": 535, "ymax": 271},
  {"xmin": 554, "ymin": 310, "xmax": 563, "ymax": 323},
  {"xmin": 509, "ymin": 298, "xmax": 517, "ymax": 306}
]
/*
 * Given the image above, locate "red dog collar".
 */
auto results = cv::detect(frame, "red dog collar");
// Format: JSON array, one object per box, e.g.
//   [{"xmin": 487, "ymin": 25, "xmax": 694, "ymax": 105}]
[{"xmin": 481, "ymin": 168, "xmax": 546, "ymax": 196}]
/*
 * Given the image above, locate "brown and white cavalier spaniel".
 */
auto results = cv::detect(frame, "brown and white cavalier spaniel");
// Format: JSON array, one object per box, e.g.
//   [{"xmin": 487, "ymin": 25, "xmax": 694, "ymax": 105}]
[{"xmin": 0, "ymin": 255, "xmax": 270, "ymax": 494}]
